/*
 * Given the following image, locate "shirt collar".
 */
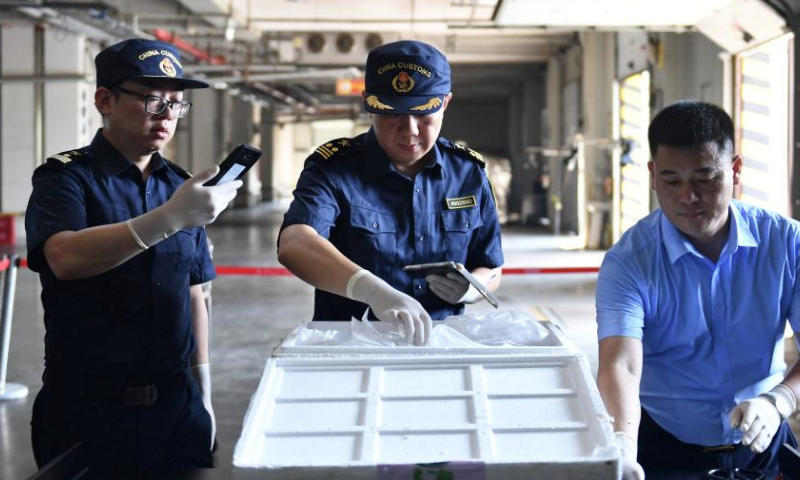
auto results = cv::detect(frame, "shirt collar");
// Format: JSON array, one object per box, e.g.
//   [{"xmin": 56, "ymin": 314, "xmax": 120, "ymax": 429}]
[
  {"xmin": 361, "ymin": 128, "xmax": 445, "ymax": 181},
  {"xmin": 661, "ymin": 202, "xmax": 758, "ymax": 264},
  {"xmin": 91, "ymin": 129, "xmax": 167, "ymax": 177}
]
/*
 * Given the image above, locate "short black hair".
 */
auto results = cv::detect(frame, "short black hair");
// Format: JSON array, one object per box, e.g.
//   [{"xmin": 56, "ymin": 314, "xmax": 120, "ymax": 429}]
[{"xmin": 647, "ymin": 100, "xmax": 734, "ymax": 159}]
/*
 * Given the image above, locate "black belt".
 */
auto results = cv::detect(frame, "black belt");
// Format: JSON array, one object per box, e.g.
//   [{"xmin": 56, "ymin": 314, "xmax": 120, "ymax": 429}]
[
  {"xmin": 702, "ymin": 444, "xmax": 739, "ymax": 453},
  {"xmin": 43, "ymin": 367, "xmax": 189, "ymax": 407}
]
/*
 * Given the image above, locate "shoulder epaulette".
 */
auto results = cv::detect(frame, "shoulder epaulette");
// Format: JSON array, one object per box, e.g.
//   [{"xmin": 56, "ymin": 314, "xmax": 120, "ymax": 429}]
[
  {"xmin": 47, "ymin": 148, "xmax": 87, "ymax": 166},
  {"xmin": 313, "ymin": 137, "xmax": 356, "ymax": 161},
  {"xmin": 449, "ymin": 141, "xmax": 485, "ymax": 168},
  {"xmin": 166, "ymin": 159, "xmax": 192, "ymax": 179}
]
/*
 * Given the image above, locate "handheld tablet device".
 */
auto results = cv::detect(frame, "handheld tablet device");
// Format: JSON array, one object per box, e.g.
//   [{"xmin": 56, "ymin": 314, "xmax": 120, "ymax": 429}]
[
  {"xmin": 404, "ymin": 261, "xmax": 500, "ymax": 308},
  {"xmin": 203, "ymin": 144, "xmax": 262, "ymax": 186}
]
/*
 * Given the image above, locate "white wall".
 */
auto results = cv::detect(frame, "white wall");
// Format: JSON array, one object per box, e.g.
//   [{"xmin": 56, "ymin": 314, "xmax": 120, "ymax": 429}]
[{"xmin": 651, "ymin": 32, "xmax": 726, "ymax": 111}]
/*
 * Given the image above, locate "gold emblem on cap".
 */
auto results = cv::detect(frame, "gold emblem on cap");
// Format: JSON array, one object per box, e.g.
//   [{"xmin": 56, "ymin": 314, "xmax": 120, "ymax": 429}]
[
  {"xmin": 159, "ymin": 58, "xmax": 177, "ymax": 77},
  {"xmin": 410, "ymin": 97, "xmax": 442, "ymax": 111},
  {"xmin": 366, "ymin": 95, "xmax": 394, "ymax": 110},
  {"xmin": 392, "ymin": 71, "xmax": 414, "ymax": 93}
]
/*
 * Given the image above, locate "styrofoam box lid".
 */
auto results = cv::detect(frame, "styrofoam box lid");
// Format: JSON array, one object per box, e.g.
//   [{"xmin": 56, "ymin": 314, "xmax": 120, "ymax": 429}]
[
  {"xmin": 273, "ymin": 320, "xmax": 576, "ymax": 357},
  {"xmin": 233, "ymin": 353, "xmax": 618, "ymax": 480}
]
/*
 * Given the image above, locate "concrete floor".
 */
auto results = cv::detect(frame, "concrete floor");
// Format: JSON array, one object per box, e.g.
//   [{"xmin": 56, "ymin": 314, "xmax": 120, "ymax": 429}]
[{"xmin": 0, "ymin": 201, "xmax": 609, "ymax": 479}]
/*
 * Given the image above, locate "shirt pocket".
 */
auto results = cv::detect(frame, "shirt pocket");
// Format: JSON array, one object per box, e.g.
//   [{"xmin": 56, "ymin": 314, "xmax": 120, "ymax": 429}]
[
  {"xmin": 441, "ymin": 208, "xmax": 483, "ymax": 262},
  {"xmin": 163, "ymin": 229, "xmax": 197, "ymax": 274},
  {"xmin": 347, "ymin": 206, "xmax": 397, "ymax": 275}
]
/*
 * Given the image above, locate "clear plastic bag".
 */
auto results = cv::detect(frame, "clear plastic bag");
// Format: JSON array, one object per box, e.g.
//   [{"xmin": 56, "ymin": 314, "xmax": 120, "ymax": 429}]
[
  {"xmin": 442, "ymin": 310, "xmax": 553, "ymax": 346},
  {"xmin": 285, "ymin": 310, "xmax": 553, "ymax": 348}
]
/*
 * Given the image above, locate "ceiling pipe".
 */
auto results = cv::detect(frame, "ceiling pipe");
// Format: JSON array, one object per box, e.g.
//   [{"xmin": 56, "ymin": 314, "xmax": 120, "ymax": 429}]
[
  {"xmin": 0, "ymin": 74, "xmax": 93, "ymax": 83},
  {"xmin": 152, "ymin": 28, "xmax": 226, "ymax": 65},
  {"xmin": 186, "ymin": 64, "xmax": 295, "ymax": 73},
  {"xmin": 251, "ymin": 81, "xmax": 316, "ymax": 114},
  {"xmin": 206, "ymin": 67, "xmax": 361, "ymax": 85}
]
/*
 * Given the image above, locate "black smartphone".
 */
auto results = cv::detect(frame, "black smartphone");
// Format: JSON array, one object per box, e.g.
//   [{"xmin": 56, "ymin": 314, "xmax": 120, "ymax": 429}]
[
  {"xmin": 404, "ymin": 261, "xmax": 500, "ymax": 308},
  {"xmin": 403, "ymin": 261, "xmax": 460, "ymax": 276},
  {"xmin": 203, "ymin": 144, "xmax": 262, "ymax": 186}
]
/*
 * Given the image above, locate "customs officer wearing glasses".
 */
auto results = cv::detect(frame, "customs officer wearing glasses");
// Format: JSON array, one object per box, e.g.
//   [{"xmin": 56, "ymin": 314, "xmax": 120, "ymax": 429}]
[
  {"xmin": 25, "ymin": 39, "xmax": 242, "ymax": 471},
  {"xmin": 596, "ymin": 100, "xmax": 800, "ymax": 479},
  {"xmin": 278, "ymin": 40, "xmax": 504, "ymax": 345}
]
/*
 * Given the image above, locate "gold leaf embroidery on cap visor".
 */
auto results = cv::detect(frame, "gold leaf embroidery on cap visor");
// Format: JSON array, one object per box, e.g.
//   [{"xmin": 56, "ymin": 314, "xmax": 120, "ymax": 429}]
[
  {"xmin": 410, "ymin": 97, "xmax": 442, "ymax": 111},
  {"xmin": 366, "ymin": 95, "xmax": 394, "ymax": 110}
]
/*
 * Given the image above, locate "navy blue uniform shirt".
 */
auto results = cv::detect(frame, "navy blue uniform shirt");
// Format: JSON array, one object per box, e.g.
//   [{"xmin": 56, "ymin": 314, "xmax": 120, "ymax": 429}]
[
  {"xmin": 25, "ymin": 130, "xmax": 216, "ymax": 378},
  {"xmin": 281, "ymin": 129, "xmax": 504, "ymax": 320}
]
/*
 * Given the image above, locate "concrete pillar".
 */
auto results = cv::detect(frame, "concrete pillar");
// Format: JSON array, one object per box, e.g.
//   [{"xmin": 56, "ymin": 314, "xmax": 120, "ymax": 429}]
[
  {"xmin": 1, "ymin": 24, "xmax": 37, "ymax": 214},
  {"xmin": 578, "ymin": 32, "xmax": 616, "ymax": 246},
  {"xmin": 260, "ymin": 108, "xmax": 275, "ymax": 201},
  {"xmin": 272, "ymin": 121, "xmax": 296, "ymax": 199},
  {"xmin": 229, "ymin": 98, "xmax": 261, "ymax": 208},
  {"xmin": 44, "ymin": 30, "xmax": 93, "ymax": 158},
  {"xmin": 169, "ymin": 87, "xmax": 216, "ymax": 174}
]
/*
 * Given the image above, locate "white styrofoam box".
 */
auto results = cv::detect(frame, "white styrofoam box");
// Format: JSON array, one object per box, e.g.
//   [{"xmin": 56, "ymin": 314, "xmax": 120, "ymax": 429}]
[
  {"xmin": 233, "ymin": 353, "xmax": 618, "ymax": 480},
  {"xmin": 274, "ymin": 320, "xmax": 577, "ymax": 357}
]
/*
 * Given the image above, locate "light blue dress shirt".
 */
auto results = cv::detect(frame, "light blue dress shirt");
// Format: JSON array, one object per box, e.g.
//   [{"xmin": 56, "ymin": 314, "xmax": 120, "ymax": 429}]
[{"xmin": 596, "ymin": 200, "xmax": 800, "ymax": 446}]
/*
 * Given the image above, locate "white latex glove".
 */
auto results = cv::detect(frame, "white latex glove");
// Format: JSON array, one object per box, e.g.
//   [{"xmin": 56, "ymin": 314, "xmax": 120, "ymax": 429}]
[
  {"xmin": 128, "ymin": 167, "xmax": 242, "ymax": 250},
  {"xmin": 729, "ymin": 396, "xmax": 782, "ymax": 453},
  {"xmin": 348, "ymin": 270, "xmax": 432, "ymax": 346},
  {"xmin": 191, "ymin": 363, "xmax": 216, "ymax": 451},
  {"xmin": 426, "ymin": 272, "xmax": 480, "ymax": 304},
  {"xmin": 615, "ymin": 431, "xmax": 645, "ymax": 480},
  {"xmin": 158, "ymin": 166, "xmax": 242, "ymax": 231}
]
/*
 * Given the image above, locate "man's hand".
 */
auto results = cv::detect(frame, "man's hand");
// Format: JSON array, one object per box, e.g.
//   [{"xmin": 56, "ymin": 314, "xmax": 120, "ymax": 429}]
[
  {"xmin": 426, "ymin": 272, "xmax": 480, "ymax": 304},
  {"xmin": 729, "ymin": 397, "xmax": 781, "ymax": 453},
  {"xmin": 348, "ymin": 270, "xmax": 432, "ymax": 345},
  {"xmin": 192, "ymin": 363, "xmax": 216, "ymax": 451},
  {"xmin": 615, "ymin": 431, "xmax": 645, "ymax": 480},
  {"xmin": 160, "ymin": 166, "xmax": 242, "ymax": 231}
]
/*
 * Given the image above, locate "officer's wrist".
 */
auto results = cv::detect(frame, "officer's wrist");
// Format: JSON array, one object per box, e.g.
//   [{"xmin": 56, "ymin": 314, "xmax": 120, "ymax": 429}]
[{"xmin": 760, "ymin": 384, "xmax": 797, "ymax": 421}]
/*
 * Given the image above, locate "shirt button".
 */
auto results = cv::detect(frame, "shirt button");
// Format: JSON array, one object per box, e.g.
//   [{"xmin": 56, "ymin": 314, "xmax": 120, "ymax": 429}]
[
  {"xmin": 156, "ymin": 282, "xmax": 161, "ymax": 286},
  {"xmin": 415, "ymin": 187, "xmax": 420, "ymax": 193},
  {"xmin": 416, "ymin": 283, "xmax": 422, "ymax": 290},
  {"xmin": 372, "ymin": 222, "xmax": 378, "ymax": 229},
  {"xmin": 419, "ymin": 235, "xmax": 424, "ymax": 241},
  {"xmin": 146, "ymin": 190, "xmax": 151, "ymax": 195},
  {"xmin": 465, "ymin": 221, "xmax": 470, "ymax": 228}
]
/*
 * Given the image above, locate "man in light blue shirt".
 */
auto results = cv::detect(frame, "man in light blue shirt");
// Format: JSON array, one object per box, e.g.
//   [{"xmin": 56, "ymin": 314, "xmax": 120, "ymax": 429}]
[{"xmin": 596, "ymin": 100, "xmax": 800, "ymax": 479}]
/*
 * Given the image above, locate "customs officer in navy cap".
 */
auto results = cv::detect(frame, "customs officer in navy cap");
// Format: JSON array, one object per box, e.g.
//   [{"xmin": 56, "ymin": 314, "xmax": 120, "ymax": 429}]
[
  {"xmin": 26, "ymin": 38, "xmax": 242, "ymax": 471},
  {"xmin": 278, "ymin": 40, "xmax": 504, "ymax": 345}
]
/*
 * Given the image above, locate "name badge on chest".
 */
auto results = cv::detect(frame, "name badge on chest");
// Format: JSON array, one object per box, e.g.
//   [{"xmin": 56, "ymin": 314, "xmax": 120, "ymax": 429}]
[{"xmin": 446, "ymin": 195, "xmax": 477, "ymax": 209}]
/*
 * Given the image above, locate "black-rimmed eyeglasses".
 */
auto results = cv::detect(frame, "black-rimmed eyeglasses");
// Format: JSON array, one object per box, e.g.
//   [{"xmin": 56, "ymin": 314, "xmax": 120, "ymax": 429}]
[{"xmin": 114, "ymin": 86, "xmax": 192, "ymax": 119}]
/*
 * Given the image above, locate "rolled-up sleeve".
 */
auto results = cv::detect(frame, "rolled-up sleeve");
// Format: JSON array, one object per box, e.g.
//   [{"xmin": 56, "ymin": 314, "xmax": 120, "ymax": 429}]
[
  {"xmin": 25, "ymin": 165, "xmax": 87, "ymax": 273},
  {"xmin": 191, "ymin": 227, "xmax": 217, "ymax": 286},
  {"xmin": 787, "ymin": 227, "xmax": 800, "ymax": 333},
  {"xmin": 596, "ymin": 252, "xmax": 646, "ymax": 341},
  {"xmin": 464, "ymin": 173, "xmax": 504, "ymax": 270}
]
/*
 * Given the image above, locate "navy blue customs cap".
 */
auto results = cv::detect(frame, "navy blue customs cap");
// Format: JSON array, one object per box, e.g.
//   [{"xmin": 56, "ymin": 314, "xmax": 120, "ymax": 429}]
[
  {"xmin": 95, "ymin": 39, "xmax": 209, "ymax": 90},
  {"xmin": 363, "ymin": 40, "xmax": 451, "ymax": 115}
]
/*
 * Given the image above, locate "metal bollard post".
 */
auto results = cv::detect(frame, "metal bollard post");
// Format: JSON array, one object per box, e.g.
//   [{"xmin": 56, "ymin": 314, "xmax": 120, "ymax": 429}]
[{"xmin": 0, "ymin": 254, "xmax": 27, "ymax": 401}]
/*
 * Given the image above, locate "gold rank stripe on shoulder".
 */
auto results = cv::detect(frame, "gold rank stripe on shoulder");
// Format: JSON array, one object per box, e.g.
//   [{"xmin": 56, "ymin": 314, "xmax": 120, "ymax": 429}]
[
  {"xmin": 446, "ymin": 195, "xmax": 477, "ymax": 210},
  {"xmin": 49, "ymin": 150, "xmax": 82, "ymax": 164},
  {"xmin": 315, "ymin": 138, "xmax": 352, "ymax": 160},
  {"xmin": 454, "ymin": 143, "xmax": 485, "ymax": 164}
]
